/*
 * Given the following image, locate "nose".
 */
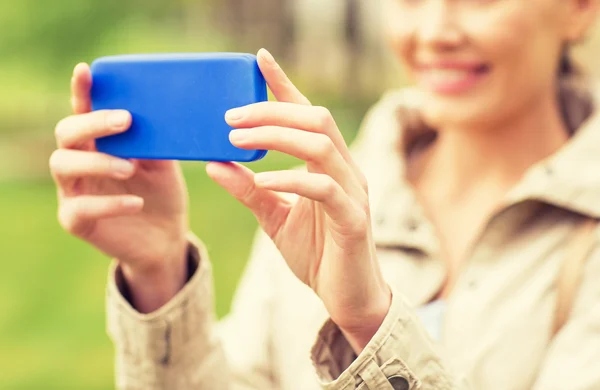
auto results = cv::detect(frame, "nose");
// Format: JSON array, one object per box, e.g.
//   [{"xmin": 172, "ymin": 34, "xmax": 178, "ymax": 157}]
[{"xmin": 417, "ymin": 1, "xmax": 464, "ymax": 50}]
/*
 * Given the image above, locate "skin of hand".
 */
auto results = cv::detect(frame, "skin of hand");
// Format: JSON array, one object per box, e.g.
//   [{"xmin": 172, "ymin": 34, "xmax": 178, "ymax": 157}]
[
  {"xmin": 50, "ymin": 64, "xmax": 190, "ymax": 313},
  {"xmin": 52, "ymin": 49, "xmax": 391, "ymax": 352},
  {"xmin": 208, "ymin": 49, "xmax": 391, "ymax": 352}
]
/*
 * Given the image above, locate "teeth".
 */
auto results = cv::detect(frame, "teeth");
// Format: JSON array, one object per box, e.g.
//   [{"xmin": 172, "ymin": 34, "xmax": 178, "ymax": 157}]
[{"xmin": 425, "ymin": 69, "xmax": 471, "ymax": 83}]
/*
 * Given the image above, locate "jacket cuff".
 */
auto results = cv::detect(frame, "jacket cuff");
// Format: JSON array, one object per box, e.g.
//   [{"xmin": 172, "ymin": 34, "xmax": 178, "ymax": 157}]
[
  {"xmin": 311, "ymin": 287, "xmax": 446, "ymax": 390},
  {"xmin": 106, "ymin": 234, "xmax": 218, "ymax": 376}
]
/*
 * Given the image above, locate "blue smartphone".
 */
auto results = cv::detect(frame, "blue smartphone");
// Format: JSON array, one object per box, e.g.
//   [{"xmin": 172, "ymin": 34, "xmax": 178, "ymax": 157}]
[{"xmin": 91, "ymin": 53, "xmax": 268, "ymax": 162}]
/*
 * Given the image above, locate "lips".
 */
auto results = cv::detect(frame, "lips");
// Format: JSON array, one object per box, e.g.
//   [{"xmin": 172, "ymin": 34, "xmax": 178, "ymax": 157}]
[{"xmin": 415, "ymin": 62, "xmax": 491, "ymax": 95}]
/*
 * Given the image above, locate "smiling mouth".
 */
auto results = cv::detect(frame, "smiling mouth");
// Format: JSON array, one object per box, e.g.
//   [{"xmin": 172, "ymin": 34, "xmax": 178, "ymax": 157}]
[{"xmin": 416, "ymin": 64, "xmax": 491, "ymax": 95}]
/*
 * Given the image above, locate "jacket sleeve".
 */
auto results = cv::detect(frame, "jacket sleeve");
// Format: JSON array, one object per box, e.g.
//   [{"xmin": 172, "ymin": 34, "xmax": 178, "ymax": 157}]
[
  {"xmin": 310, "ymin": 286, "xmax": 471, "ymax": 390},
  {"xmin": 310, "ymin": 248, "xmax": 600, "ymax": 390},
  {"xmin": 107, "ymin": 231, "xmax": 280, "ymax": 390}
]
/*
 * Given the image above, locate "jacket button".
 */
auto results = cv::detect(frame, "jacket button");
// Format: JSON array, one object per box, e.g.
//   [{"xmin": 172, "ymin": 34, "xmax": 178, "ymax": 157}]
[
  {"xmin": 406, "ymin": 218, "xmax": 419, "ymax": 231},
  {"xmin": 387, "ymin": 375, "xmax": 410, "ymax": 390}
]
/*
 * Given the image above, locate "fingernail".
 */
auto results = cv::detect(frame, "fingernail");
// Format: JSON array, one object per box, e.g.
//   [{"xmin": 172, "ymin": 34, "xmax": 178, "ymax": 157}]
[
  {"xmin": 259, "ymin": 48, "xmax": 275, "ymax": 65},
  {"xmin": 229, "ymin": 129, "xmax": 248, "ymax": 142},
  {"xmin": 225, "ymin": 108, "xmax": 244, "ymax": 122},
  {"xmin": 108, "ymin": 111, "xmax": 129, "ymax": 129},
  {"xmin": 122, "ymin": 197, "xmax": 143, "ymax": 208},
  {"xmin": 113, "ymin": 160, "xmax": 135, "ymax": 178}
]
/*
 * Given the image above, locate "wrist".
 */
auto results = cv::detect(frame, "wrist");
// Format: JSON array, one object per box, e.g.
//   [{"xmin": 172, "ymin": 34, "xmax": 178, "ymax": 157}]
[
  {"xmin": 119, "ymin": 241, "xmax": 190, "ymax": 313},
  {"xmin": 339, "ymin": 286, "xmax": 392, "ymax": 354}
]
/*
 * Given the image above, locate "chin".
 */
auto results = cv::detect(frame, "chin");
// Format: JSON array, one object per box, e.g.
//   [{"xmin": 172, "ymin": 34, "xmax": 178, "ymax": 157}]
[{"xmin": 419, "ymin": 92, "xmax": 501, "ymax": 131}]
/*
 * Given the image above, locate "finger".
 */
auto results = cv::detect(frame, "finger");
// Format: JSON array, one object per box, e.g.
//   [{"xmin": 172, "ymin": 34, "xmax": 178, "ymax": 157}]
[
  {"xmin": 71, "ymin": 63, "xmax": 93, "ymax": 114},
  {"xmin": 50, "ymin": 149, "xmax": 136, "ymax": 185},
  {"xmin": 55, "ymin": 109, "xmax": 131, "ymax": 149},
  {"xmin": 226, "ymin": 102, "xmax": 335, "ymax": 134},
  {"xmin": 206, "ymin": 162, "xmax": 290, "ymax": 238},
  {"xmin": 254, "ymin": 170, "xmax": 364, "ymax": 230},
  {"xmin": 255, "ymin": 50, "xmax": 366, "ymax": 188},
  {"xmin": 226, "ymin": 103, "xmax": 360, "ymax": 175},
  {"xmin": 229, "ymin": 126, "xmax": 360, "ymax": 195},
  {"xmin": 257, "ymin": 48, "xmax": 311, "ymax": 106},
  {"xmin": 58, "ymin": 195, "xmax": 144, "ymax": 237}
]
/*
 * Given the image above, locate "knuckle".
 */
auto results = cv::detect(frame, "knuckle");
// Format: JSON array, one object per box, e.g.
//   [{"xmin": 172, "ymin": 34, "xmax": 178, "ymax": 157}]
[
  {"xmin": 268, "ymin": 126, "xmax": 284, "ymax": 143},
  {"xmin": 109, "ymin": 196, "xmax": 124, "ymax": 210},
  {"xmin": 321, "ymin": 176, "xmax": 339, "ymax": 197},
  {"xmin": 239, "ymin": 181, "xmax": 258, "ymax": 204},
  {"xmin": 350, "ymin": 212, "xmax": 369, "ymax": 235},
  {"xmin": 57, "ymin": 204, "xmax": 78, "ymax": 234},
  {"xmin": 357, "ymin": 171, "xmax": 369, "ymax": 193},
  {"xmin": 341, "ymin": 207, "xmax": 369, "ymax": 237},
  {"xmin": 313, "ymin": 134, "xmax": 335, "ymax": 160},
  {"xmin": 106, "ymin": 157, "xmax": 119, "ymax": 173},
  {"xmin": 256, "ymin": 101, "xmax": 270, "ymax": 111},
  {"xmin": 54, "ymin": 117, "xmax": 70, "ymax": 140},
  {"xmin": 359, "ymin": 197, "xmax": 371, "ymax": 216},
  {"xmin": 314, "ymin": 106, "xmax": 334, "ymax": 129},
  {"xmin": 48, "ymin": 150, "xmax": 64, "ymax": 173},
  {"xmin": 244, "ymin": 102, "xmax": 263, "ymax": 119},
  {"xmin": 102, "ymin": 110, "xmax": 113, "ymax": 130}
]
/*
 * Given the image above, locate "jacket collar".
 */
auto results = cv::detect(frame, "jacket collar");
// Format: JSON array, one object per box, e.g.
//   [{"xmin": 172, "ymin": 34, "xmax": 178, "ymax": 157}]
[
  {"xmin": 509, "ymin": 112, "xmax": 600, "ymax": 218},
  {"xmin": 368, "ymin": 87, "xmax": 600, "ymax": 252}
]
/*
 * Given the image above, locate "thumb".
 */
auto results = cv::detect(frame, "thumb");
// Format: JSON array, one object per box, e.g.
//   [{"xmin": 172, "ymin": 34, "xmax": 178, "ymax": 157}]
[
  {"xmin": 257, "ymin": 48, "xmax": 311, "ymax": 106},
  {"xmin": 206, "ymin": 162, "xmax": 290, "ymax": 238}
]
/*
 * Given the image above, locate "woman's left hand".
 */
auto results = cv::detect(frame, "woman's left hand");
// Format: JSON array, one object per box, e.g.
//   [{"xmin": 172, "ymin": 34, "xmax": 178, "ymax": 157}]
[{"xmin": 207, "ymin": 49, "xmax": 391, "ymax": 352}]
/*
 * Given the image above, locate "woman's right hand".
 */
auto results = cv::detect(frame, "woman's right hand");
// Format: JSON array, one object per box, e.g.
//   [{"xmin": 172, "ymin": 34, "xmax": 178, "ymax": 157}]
[{"xmin": 50, "ymin": 63, "xmax": 190, "ymax": 312}]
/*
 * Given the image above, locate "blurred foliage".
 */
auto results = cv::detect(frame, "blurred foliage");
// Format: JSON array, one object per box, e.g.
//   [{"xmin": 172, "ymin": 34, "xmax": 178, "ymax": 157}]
[
  {"xmin": 4, "ymin": 0, "xmax": 600, "ymax": 388},
  {"xmin": 0, "ymin": 0, "xmax": 374, "ymax": 135},
  {"xmin": 0, "ymin": 158, "xmax": 270, "ymax": 389},
  {"xmin": 1, "ymin": 0, "xmax": 598, "ymax": 388},
  {"xmin": 0, "ymin": 0, "xmax": 231, "ymax": 133},
  {"xmin": 0, "ymin": 148, "xmax": 360, "ymax": 388},
  {"xmin": 0, "ymin": 0, "xmax": 374, "ymax": 388}
]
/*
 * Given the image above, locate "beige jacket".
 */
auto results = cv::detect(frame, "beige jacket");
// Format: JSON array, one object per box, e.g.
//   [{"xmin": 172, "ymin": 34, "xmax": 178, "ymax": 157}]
[{"xmin": 107, "ymin": 89, "xmax": 600, "ymax": 390}]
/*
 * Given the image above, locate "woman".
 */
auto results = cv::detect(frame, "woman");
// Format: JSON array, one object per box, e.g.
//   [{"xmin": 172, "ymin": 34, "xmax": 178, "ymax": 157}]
[{"xmin": 50, "ymin": 0, "xmax": 600, "ymax": 389}]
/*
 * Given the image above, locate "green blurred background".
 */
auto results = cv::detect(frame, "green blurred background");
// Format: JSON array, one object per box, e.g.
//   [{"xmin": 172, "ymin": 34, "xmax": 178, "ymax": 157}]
[
  {"xmin": 0, "ymin": 0, "xmax": 393, "ymax": 388},
  {"xmin": 0, "ymin": 0, "xmax": 599, "ymax": 388}
]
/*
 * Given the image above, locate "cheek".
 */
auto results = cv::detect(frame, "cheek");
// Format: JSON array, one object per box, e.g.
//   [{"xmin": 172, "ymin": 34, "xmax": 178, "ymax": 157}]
[
  {"xmin": 468, "ymin": 12, "xmax": 536, "ymax": 109},
  {"xmin": 425, "ymin": 5, "xmax": 562, "ymax": 127},
  {"xmin": 382, "ymin": 4, "xmax": 415, "ymax": 71},
  {"xmin": 465, "ymin": 7, "xmax": 544, "ymax": 80},
  {"xmin": 474, "ymin": 9, "xmax": 560, "ymax": 114}
]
